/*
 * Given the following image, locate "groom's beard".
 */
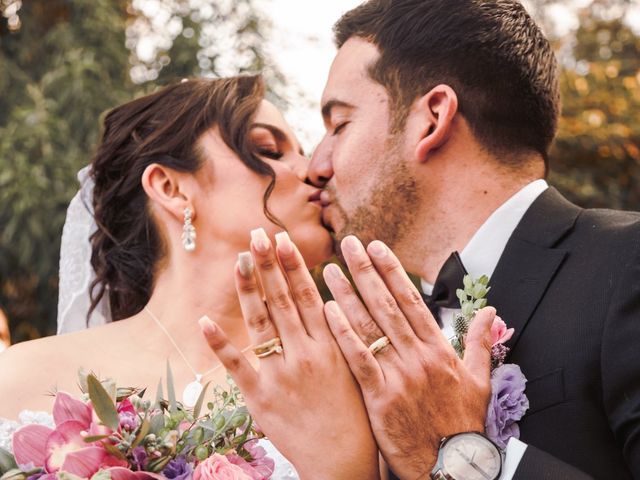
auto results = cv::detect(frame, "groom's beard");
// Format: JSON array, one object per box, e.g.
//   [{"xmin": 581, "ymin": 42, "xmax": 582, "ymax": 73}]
[{"xmin": 329, "ymin": 147, "xmax": 420, "ymax": 259}]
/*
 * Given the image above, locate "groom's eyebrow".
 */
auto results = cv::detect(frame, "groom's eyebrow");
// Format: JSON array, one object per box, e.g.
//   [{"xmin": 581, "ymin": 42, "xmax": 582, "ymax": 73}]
[{"xmin": 321, "ymin": 99, "xmax": 355, "ymax": 121}]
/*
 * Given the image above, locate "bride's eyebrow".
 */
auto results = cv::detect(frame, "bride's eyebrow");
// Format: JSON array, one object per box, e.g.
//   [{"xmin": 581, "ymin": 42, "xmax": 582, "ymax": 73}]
[{"xmin": 251, "ymin": 123, "xmax": 305, "ymax": 156}]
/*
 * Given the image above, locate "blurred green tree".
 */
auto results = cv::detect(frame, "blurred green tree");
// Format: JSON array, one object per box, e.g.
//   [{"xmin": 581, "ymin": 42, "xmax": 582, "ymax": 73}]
[
  {"xmin": 529, "ymin": 0, "xmax": 640, "ymax": 209},
  {"xmin": 0, "ymin": 0, "xmax": 280, "ymax": 342}
]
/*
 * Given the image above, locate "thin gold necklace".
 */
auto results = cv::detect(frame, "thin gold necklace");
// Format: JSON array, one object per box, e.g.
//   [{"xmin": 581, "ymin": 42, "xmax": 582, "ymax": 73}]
[{"xmin": 144, "ymin": 306, "xmax": 253, "ymax": 408}]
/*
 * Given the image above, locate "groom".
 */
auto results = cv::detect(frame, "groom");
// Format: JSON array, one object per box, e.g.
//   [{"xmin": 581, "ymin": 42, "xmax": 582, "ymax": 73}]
[{"xmin": 302, "ymin": 0, "xmax": 640, "ymax": 478}]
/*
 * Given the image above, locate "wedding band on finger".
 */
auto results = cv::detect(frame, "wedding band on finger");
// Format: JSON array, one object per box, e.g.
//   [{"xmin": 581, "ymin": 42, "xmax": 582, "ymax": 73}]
[
  {"xmin": 368, "ymin": 336, "xmax": 391, "ymax": 356},
  {"xmin": 253, "ymin": 337, "xmax": 284, "ymax": 358}
]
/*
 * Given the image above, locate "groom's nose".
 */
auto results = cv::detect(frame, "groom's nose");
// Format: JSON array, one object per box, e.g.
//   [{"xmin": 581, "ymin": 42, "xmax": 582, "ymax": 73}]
[{"xmin": 307, "ymin": 139, "xmax": 334, "ymax": 188}]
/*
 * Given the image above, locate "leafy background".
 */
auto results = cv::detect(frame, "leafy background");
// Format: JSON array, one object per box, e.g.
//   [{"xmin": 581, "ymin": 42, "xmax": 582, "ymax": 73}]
[{"xmin": 0, "ymin": 0, "xmax": 638, "ymax": 343}]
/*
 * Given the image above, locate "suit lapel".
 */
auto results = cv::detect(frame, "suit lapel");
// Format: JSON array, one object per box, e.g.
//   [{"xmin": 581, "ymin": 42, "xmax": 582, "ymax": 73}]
[{"xmin": 487, "ymin": 188, "xmax": 581, "ymax": 350}]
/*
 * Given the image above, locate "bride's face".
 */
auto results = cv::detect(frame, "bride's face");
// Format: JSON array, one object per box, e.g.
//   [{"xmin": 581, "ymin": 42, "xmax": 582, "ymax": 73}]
[{"xmin": 192, "ymin": 100, "xmax": 333, "ymax": 267}]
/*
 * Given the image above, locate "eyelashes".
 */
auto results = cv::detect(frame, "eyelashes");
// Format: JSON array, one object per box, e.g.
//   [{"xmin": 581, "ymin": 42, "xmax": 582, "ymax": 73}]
[
  {"xmin": 333, "ymin": 122, "xmax": 349, "ymax": 136},
  {"xmin": 256, "ymin": 148, "xmax": 284, "ymax": 160}
]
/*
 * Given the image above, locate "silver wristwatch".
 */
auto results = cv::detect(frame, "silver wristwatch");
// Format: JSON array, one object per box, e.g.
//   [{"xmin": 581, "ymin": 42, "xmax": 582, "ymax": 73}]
[{"xmin": 430, "ymin": 432, "xmax": 503, "ymax": 480}]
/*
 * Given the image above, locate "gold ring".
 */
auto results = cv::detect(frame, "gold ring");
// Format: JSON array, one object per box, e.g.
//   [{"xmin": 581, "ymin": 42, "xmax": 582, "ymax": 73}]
[
  {"xmin": 253, "ymin": 337, "xmax": 283, "ymax": 358},
  {"xmin": 368, "ymin": 336, "xmax": 391, "ymax": 356}
]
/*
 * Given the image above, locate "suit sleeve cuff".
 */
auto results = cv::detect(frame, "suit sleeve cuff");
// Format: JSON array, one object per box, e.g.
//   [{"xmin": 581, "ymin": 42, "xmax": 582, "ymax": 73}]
[{"xmin": 499, "ymin": 437, "xmax": 528, "ymax": 480}]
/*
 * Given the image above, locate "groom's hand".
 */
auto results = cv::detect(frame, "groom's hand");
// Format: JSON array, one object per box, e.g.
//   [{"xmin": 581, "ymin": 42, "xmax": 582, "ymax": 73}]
[{"xmin": 323, "ymin": 235, "xmax": 495, "ymax": 480}]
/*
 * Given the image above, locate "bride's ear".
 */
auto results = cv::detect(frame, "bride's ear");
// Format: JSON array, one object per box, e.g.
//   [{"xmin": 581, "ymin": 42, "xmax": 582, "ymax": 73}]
[
  {"xmin": 414, "ymin": 85, "xmax": 459, "ymax": 163},
  {"xmin": 141, "ymin": 163, "xmax": 194, "ymax": 221}
]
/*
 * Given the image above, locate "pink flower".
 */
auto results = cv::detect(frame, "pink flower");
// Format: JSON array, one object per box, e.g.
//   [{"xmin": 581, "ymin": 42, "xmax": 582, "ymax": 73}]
[
  {"xmin": 491, "ymin": 316, "xmax": 514, "ymax": 346},
  {"xmin": 227, "ymin": 441, "xmax": 275, "ymax": 480},
  {"xmin": 12, "ymin": 391, "xmax": 127, "ymax": 477},
  {"xmin": 194, "ymin": 454, "xmax": 253, "ymax": 480}
]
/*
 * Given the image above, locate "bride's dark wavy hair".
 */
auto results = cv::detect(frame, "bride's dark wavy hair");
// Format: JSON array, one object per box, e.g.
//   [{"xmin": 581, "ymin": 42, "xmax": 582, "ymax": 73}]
[{"xmin": 90, "ymin": 75, "xmax": 278, "ymax": 321}]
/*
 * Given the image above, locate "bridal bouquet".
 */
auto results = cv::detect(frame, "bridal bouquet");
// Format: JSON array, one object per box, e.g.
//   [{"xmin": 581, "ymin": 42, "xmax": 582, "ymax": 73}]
[
  {"xmin": 452, "ymin": 275, "xmax": 529, "ymax": 449},
  {"xmin": 0, "ymin": 369, "xmax": 274, "ymax": 480}
]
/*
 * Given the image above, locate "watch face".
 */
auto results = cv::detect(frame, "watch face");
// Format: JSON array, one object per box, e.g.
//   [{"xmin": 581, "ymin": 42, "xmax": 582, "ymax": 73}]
[{"xmin": 442, "ymin": 433, "xmax": 501, "ymax": 480}]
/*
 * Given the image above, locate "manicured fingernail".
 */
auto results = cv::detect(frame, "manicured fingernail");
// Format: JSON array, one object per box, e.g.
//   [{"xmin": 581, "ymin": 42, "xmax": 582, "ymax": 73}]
[
  {"xmin": 250, "ymin": 228, "xmax": 270, "ymax": 253},
  {"xmin": 342, "ymin": 235, "xmax": 363, "ymax": 254},
  {"xmin": 198, "ymin": 315, "xmax": 216, "ymax": 334},
  {"xmin": 323, "ymin": 263, "xmax": 343, "ymax": 281},
  {"xmin": 237, "ymin": 252, "xmax": 254, "ymax": 278},
  {"xmin": 368, "ymin": 240, "xmax": 387, "ymax": 258},
  {"xmin": 275, "ymin": 231, "xmax": 294, "ymax": 255},
  {"xmin": 325, "ymin": 301, "xmax": 340, "ymax": 318}
]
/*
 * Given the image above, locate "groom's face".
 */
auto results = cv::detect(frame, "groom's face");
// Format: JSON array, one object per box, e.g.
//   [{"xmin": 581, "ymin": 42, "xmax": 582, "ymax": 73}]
[{"xmin": 309, "ymin": 38, "xmax": 420, "ymax": 253}]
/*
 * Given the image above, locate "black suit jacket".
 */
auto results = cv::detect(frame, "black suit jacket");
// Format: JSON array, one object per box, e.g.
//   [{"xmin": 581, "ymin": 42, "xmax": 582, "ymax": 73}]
[
  {"xmin": 486, "ymin": 188, "xmax": 640, "ymax": 479},
  {"xmin": 389, "ymin": 188, "xmax": 640, "ymax": 480}
]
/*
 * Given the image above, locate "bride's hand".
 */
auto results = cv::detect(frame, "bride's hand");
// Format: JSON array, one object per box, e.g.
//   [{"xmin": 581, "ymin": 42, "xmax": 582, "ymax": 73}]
[{"xmin": 199, "ymin": 228, "xmax": 380, "ymax": 480}]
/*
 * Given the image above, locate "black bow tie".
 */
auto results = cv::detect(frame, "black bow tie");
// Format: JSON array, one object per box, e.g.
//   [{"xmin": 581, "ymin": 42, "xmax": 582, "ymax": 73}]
[{"xmin": 421, "ymin": 252, "xmax": 468, "ymax": 327}]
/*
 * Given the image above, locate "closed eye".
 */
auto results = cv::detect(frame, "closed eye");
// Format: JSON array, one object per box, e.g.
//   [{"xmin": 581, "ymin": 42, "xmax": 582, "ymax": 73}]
[
  {"xmin": 257, "ymin": 148, "xmax": 284, "ymax": 160},
  {"xmin": 333, "ymin": 122, "xmax": 349, "ymax": 136}
]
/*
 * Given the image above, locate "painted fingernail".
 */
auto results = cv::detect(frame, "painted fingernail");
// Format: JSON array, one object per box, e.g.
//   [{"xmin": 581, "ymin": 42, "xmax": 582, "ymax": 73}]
[
  {"xmin": 342, "ymin": 235, "xmax": 363, "ymax": 254},
  {"xmin": 237, "ymin": 252, "xmax": 254, "ymax": 278},
  {"xmin": 323, "ymin": 263, "xmax": 343, "ymax": 281},
  {"xmin": 368, "ymin": 240, "xmax": 387, "ymax": 258},
  {"xmin": 250, "ymin": 228, "xmax": 270, "ymax": 253},
  {"xmin": 198, "ymin": 315, "xmax": 216, "ymax": 335},
  {"xmin": 275, "ymin": 231, "xmax": 294, "ymax": 256}
]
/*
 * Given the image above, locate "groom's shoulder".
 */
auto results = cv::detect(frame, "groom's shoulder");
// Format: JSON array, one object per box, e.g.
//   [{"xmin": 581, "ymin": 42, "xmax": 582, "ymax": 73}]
[{"xmin": 575, "ymin": 205, "xmax": 640, "ymax": 240}]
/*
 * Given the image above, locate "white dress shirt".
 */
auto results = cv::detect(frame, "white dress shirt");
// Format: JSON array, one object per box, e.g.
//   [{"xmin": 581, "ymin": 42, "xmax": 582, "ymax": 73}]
[{"xmin": 421, "ymin": 179, "xmax": 549, "ymax": 480}]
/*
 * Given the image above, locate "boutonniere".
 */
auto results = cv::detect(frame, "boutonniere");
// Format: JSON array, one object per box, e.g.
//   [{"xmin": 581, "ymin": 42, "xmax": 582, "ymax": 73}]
[{"xmin": 453, "ymin": 275, "xmax": 530, "ymax": 449}]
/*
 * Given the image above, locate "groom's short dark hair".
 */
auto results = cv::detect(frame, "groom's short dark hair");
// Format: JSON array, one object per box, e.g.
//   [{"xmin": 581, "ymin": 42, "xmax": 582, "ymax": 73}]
[{"xmin": 334, "ymin": 0, "xmax": 560, "ymax": 167}]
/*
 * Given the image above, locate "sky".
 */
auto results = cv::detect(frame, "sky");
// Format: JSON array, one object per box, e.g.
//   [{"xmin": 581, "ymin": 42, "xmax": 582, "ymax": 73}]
[{"xmin": 254, "ymin": 0, "xmax": 363, "ymax": 149}]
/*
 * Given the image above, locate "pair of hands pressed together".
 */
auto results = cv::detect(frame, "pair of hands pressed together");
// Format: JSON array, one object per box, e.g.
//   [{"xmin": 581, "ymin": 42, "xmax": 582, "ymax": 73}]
[{"xmin": 200, "ymin": 229, "xmax": 497, "ymax": 480}]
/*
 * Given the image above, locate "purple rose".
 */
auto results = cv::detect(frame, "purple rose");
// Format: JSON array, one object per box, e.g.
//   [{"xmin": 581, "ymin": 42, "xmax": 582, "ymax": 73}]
[
  {"xmin": 485, "ymin": 363, "xmax": 529, "ymax": 449},
  {"xmin": 162, "ymin": 456, "xmax": 193, "ymax": 480}
]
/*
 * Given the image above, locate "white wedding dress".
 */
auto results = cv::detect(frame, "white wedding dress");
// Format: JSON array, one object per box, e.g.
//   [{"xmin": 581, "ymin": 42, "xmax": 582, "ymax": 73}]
[{"xmin": 0, "ymin": 411, "xmax": 298, "ymax": 479}]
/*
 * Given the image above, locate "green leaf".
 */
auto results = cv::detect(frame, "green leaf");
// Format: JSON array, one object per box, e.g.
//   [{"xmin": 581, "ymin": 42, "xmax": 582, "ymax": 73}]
[
  {"xmin": 474, "ymin": 298, "xmax": 488, "ymax": 309},
  {"xmin": 0, "ymin": 447, "xmax": 17, "ymax": 474},
  {"xmin": 463, "ymin": 275, "xmax": 473, "ymax": 290},
  {"xmin": 1, "ymin": 470, "xmax": 28, "ymax": 480},
  {"xmin": 472, "ymin": 284, "xmax": 487, "ymax": 299},
  {"xmin": 166, "ymin": 361, "xmax": 177, "ymax": 413},
  {"xmin": 102, "ymin": 442, "xmax": 126, "ymax": 460},
  {"xmin": 83, "ymin": 434, "xmax": 110, "ymax": 443},
  {"xmin": 131, "ymin": 418, "xmax": 150, "ymax": 449},
  {"xmin": 193, "ymin": 381, "xmax": 211, "ymax": 418},
  {"xmin": 462, "ymin": 302, "xmax": 475, "ymax": 317},
  {"xmin": 477, "ymin": 275, "xmax": 490, "ymax": 286},
  {"xmin": 87, "ymin": 374, "xmax": 120, "ymax": 431},
  {"xmin": 155, "ymin": 378, "xmax": 164, "ymax": 409}
]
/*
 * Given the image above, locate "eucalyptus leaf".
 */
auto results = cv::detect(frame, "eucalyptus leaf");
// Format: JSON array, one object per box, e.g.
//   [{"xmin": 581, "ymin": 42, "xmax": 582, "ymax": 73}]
[
  {"xmin": 193, "ymin": 381, "xmax": 211, "ymax": 418},
  {"xmin": 155, "ymin": 379, "xmax": 164, "ymax": 409},
  {"xmin": 0, "ymin": 469, "xmax": 28, "ymax": 480},
  {"xmin": 132, "ymin": 418, "xmax": 150, "ymax": 449},
  {"xmin": 103, "ymin": 442, "xmax": 126, "ymax": 460},
  {"xmin": 87, "ymin": 374, "xmax": 120, "ymax": 431},
  {"xmin": 166, "ymin": 361, "xmax": 177, "ymax": 413},
  {"xmin": 83, "ymin": 434, "xmax": 110, "ymax": 443},
  {"xmin": 0, "ymin": 447, "xmax": 17, "ymax": 474}
]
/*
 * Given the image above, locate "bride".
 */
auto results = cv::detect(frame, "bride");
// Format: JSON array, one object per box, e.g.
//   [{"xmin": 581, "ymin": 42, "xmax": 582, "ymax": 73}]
[{"xmin": 0, "ymin": 75, "xmax": 379, "ymax": 479}]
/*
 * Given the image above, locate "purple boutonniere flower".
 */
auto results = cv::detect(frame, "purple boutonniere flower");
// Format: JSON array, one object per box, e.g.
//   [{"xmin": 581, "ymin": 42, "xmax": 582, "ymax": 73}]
[{"xmin": 485, "ymin": 364, "xmax": 530, "ymax": 449}]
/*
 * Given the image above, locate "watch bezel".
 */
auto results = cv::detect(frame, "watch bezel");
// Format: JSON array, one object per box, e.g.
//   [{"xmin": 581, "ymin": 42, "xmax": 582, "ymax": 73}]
[{"xmin": 434, "ymin": 431, "xmax": 503, "ymax": 480}]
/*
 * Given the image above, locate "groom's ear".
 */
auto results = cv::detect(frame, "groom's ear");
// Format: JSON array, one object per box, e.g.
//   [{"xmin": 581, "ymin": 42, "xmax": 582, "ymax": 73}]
[
  {"xmin": 141, "ymin": 163, "xmax": 194, "ymax": 222},
  {"xmin": 414, "ymin": 85, "xmax": 459, "ymax": 163}
]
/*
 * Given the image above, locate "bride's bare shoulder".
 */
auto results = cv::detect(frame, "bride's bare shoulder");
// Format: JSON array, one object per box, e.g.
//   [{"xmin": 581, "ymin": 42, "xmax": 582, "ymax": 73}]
[{"xmin": 0, "ymin": 321, "xmax": 136, "ymax": 417}]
